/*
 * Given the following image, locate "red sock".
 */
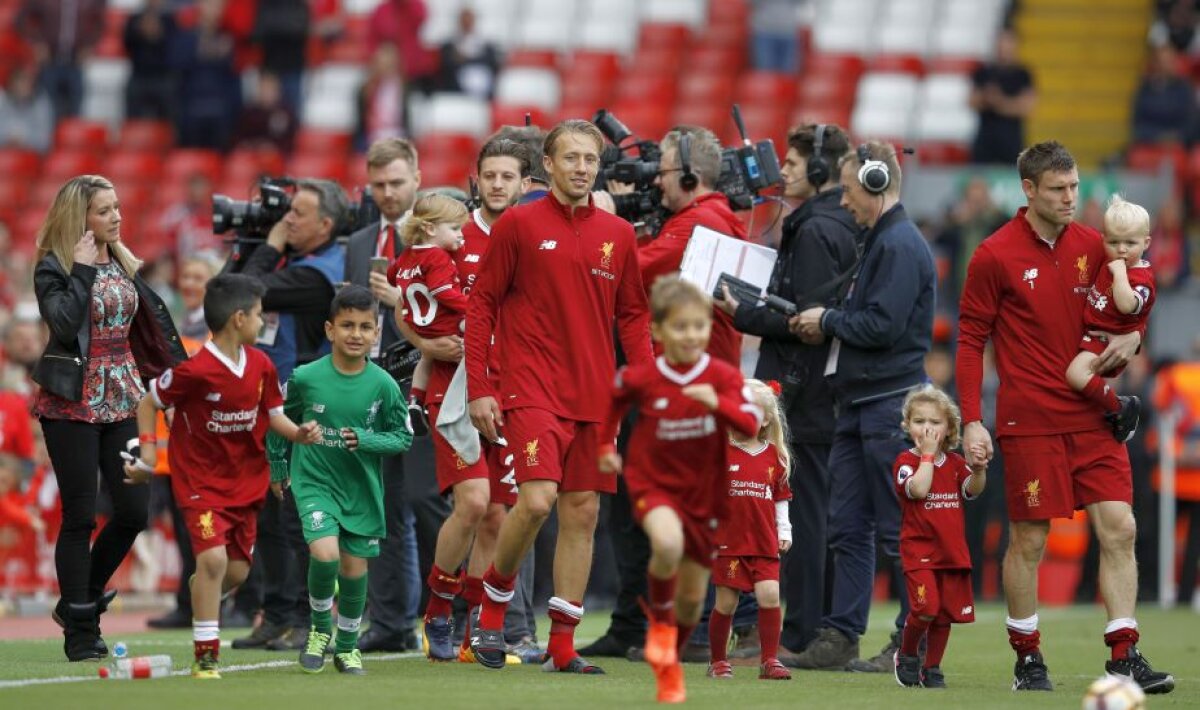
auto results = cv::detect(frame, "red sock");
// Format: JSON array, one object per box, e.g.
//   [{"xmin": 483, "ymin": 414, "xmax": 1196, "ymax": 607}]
[
  {"xmin": 194, "ymin": 638, "xmax": 219, "ymax": 661},
  {"xmin": 1081, "ymin": 376, "xmax": 1120, "ymax": 413},
  {"xmin": 424, "ymin": 564, "xmax": 461, "ymax": 620},
  {"xmin": 1007, "ymin": 627, "xmax": 1041, "ymax": 656},
  {"xmin": 758, "ymin": 606, "xmax": 782, "ymax": 662},
  {"xmin": 901, "ymin": 612, "xmax": 931, "ymax": 656},
  {"xmin": 708, "ymin": 610, "xmax": 733, "ymax": 663},
  {"xmin": 547, "ymin": 597, "xmax": 583, "ymax": 668},
  {"xmin": 461, "ymin": 575, "xmax": 484, "ymax": 608},
  {"xmin": 647, "ymin": 573, "xmax": 677, "ymax": 625},
  {"xmin": 675, "ymin": 623, "xmax": 696, "ymax": 657},
  {"xmin": 924, "ymin": 621, "xmax": 951, "ymax": 667},
  {"xmin": 1104, "ymin": 626, "xmax": 1139, "ymax": 661},
  {"xmin": 478, "ymin": 565, "xmax": 516, "ymax": 631}
]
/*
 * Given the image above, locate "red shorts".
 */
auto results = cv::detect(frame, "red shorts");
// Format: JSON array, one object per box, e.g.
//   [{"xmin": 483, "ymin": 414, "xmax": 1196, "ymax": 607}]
[
  {"xmin": 711, "ymin": 555, "xmax": 780, "ymax": 593},
  {"xmin": 180, "ymin": 504, "xmax": 259, "ymax": 561},
  {"xmin": 1079, "ymin": 334, "xmax": 1128, "ymax": 376},
  {"xmin": 483, "ymin": 438, "xmax": 517, "ymax": 507},
  {"xmin": 630, "ymin": 489, "xmax": 717, "ymax": 564},
  {"xmin": 502, "ymin": 407, "xmax": 614, "ymax": 494},
  {"xmin": 1000, "ymin": 429, "xmax": 1132, "ymax": 520},
  {"xmin": 427, "ymin": 402, "xmax": 490, "ymax": 497},
  {"xmin": 904, "ymin": 568, "xmax": 974, "ymax": 623}
]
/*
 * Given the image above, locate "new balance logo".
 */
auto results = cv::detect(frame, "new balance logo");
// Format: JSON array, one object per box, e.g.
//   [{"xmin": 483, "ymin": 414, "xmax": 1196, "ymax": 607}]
[
  {"xmin": 729, "ymin": 464, "xmax": 740, "ymax": 471},
  {"xmin": 204, "ymin": 392, "xmax": 221, "ymax": 402},
  {"xmin": 539, "ymin": 240, "xmax": 558, "ymax": 250},
  {"xmin": 961, "ymin": 605, "xmax": 973, "ymax": 615},
  {"xmin": 463, "ymin": 254, "xmax": 481, "ymax": 262}
]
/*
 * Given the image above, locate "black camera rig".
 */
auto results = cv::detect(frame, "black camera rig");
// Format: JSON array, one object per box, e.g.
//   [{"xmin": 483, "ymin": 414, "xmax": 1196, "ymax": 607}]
[{"xmin": 714, "ymin": 272, "xmax": 797, "ymax": 317}]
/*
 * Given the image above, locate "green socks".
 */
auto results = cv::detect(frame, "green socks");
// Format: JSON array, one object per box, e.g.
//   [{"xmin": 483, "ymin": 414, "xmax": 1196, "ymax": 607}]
[
  {"xmin": 336, "ymin": 573, "xmax": 368, "ymax": 653},
  {"xmin": 307, "ymin": 558, "xmax": 339, "ymax": 634}
]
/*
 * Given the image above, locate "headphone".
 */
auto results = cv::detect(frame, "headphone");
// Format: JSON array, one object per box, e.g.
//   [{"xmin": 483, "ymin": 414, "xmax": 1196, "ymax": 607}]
[
  {"xmin": 856, "ymin": 144, "xmax": 891, "ymax": 195},
  {"xmin": 805, "ymin": 124, "xmax": 831, "ymax": 188},
  {"xmin": 678, "ymin": 132, "xmax": 699, "ymax": 191}
]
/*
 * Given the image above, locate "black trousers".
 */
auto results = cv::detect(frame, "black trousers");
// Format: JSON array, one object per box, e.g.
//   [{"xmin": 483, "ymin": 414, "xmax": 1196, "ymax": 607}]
[
  {"xmin": 43, "ymin": 417, "xmax": 149, "ymax": 604},
  {"xmin": 151, "ymin": 476, "xmax": 195, "ymax": 614},
  {"xmin": 780, "ymin": 440, "xmax": 833, "ymax": 651},
  {"xmin": 256, "ymin": 488, "xmax": 310, "ymax": 627}
]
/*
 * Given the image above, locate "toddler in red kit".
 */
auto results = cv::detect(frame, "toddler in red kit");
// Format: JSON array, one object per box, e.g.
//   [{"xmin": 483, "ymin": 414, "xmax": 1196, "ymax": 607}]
[
  {"xmin": 1065, "ymin": 195, "xmax": 1155, "ymax": 442},
  {"xmin": 892, "ymin": 386, "xmax": 987, "ymax": 689},
  {"xmin": 598, "ymin": 276, "xmax": 761, "ymax": 704},
  {"xmin": 707, "ymin": 378, "xmax": 793, "ymax": 682}
]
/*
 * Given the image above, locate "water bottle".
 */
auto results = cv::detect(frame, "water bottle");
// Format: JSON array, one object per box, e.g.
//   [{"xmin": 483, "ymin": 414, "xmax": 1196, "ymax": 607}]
[{"xmin": 98, "ymin": 654, "xmax": 174, "ymax": 679}]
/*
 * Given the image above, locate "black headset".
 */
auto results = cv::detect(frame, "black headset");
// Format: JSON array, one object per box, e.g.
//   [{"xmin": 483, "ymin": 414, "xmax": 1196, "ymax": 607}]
[
  {"xmin": 856, "ymin": 144, "xmax": 891, "ymax": 195},
  {"xmin": 678, "ymin": 132, "xmax": 699, "ymax": 191},
  {"xmin": 805, "ymin": 124, "xmax": 830, "ymax": 188}
]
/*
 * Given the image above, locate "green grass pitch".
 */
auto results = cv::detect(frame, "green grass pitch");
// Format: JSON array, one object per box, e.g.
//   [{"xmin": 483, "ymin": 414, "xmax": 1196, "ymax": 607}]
[{"xmin": 1, "ymin": 604, "xmax": 1197, "ymax": 708}]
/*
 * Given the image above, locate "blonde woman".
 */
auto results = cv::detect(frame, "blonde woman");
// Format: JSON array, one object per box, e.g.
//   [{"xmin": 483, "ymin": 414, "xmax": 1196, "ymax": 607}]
[{"xmin": 32, "ymin": 175, "xmax": 186, "ymax": 661}]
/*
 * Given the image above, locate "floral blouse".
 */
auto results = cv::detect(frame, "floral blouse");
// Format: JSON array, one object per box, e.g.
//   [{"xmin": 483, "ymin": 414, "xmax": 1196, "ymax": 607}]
[{"xmin": 34, "ymin": 261, "xmax": 145, "ymax": 423}]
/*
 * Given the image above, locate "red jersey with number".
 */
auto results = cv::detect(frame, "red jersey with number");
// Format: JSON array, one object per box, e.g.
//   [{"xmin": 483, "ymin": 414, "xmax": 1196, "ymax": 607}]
[
  {"xmin": 391, "ymin": 244, "xmax": 470, "ymax": 402},
  {"xmin": 716, "ymin": 441, "xmax": 791, "ymax": 557},
  {"xmin": 601, "ymin": 355, "xmax": 762, "ymax": 525},
  {"xmin": 151, "ymin": 343, "xmax": 284, "ymax": 508},
  {"xmin": 465, "ymin": 193, "xmax": 653, "ymax": 421},
  {"xmin": 1082, "ymin": 260, "xmax": 1156, "ymax": 335},
  {"xmin": 893, "ymin": 449, "xmax": 976, "ymax": 571}
]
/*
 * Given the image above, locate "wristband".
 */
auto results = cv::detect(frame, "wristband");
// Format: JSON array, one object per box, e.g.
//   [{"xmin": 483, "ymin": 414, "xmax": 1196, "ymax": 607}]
[
  {"xmin": 139, "ymin": 434, "xmax": 157, "ymax": 444},
  {"xmin": 919, "ymin": 454, "xmax": 935, "ymax": 465}
]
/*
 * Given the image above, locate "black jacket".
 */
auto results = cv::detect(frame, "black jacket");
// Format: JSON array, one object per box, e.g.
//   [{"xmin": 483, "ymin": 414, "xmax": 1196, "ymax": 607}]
[
  {"xmin": 733, "ymin": 187, "xmax": 859, "ymax": 443},
  {"xmin": 344, "ymin": 223, "xmax": 403, "ymax": 354},
  {"xmin": 33, "ymin": 254, "xmax": 186, "ymax": 402},
  {"xmin": 819, "ymin": 204, "xmax": 935, "ymax": 406},
  {"xmin": 239, "ymin": 239, "xmax": 341, "ymax": 366}
]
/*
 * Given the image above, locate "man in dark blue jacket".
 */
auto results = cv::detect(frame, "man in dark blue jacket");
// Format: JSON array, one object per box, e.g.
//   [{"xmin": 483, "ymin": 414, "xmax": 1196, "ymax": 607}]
[{"xmin": 788, "ymin": 141, "xmax": 936, "ymax": 670}]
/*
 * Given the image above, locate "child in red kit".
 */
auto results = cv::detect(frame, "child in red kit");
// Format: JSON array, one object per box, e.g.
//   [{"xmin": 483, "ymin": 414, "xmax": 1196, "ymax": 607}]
[
  {"xmin": 598, "ymin": 276, "xmax": 761, "ymax": 704},
  {"xmin": 892, "ymin": 386, "xmax": 987, "ymax": 689},
  {"xmin": 1065, "ymin": 195, "xmax": 1156, "ymax": 442},
  {"xmin": 123, "ymin": 274, "xmax": 321, "ymax": 679},
  {"xmin": 707, "ymin": 378, "xmax": 793, "ymax": 681}
]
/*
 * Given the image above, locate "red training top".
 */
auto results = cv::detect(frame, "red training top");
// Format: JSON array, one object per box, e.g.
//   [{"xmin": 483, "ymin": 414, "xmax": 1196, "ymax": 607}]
[
  {"xmin": 894, "ymin": 449, "xmax": 976, "ymax": 571},
  {"xmin": 956, "ymin": 208, "xmax": 1108, "ymax": 436},
  {"xmin": 1083, "ymin": 259, "xmax": 1156, "ymax": 335},
  {"xmin": 465, "ymin": 193, "xmax": 653, "ymax": 422},
  {"xmin": 716, "ymin": 440, "xmax": 792, "ymax": 558}
]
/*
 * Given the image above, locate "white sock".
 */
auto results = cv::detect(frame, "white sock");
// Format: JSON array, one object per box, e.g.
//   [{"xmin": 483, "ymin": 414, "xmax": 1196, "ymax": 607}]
[
  {"xmin": 1104, "ymin": 618, "xmax": 1137, "ymax": 634},
  {"xmin": 1006, "ymin": 614, "xmax": 1038, "ymax": 635},
  {"xmin": 193, "ymin": 620, "xmax": 220, "ymax": 643}
]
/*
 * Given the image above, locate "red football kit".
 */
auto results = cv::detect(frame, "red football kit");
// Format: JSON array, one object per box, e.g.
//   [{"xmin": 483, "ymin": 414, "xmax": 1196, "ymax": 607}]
[
  {"xmin": 893, "ymin": 449, "xmax": 977, "ymax": 623},
  {"xmin": 600, "ymin": 354, "xmax": 762, "ymax": 562},
  {"xmin": 1079, "ymin": 260, "xmax": 1156, "ymax": 370},
  {"xmin": 713, "ymin": 440, "xmax": 791, "ymax": 592},
  {"xmin": 151, "ymin": 343, "xmax": 284, "ymax": 558},
  {"xmin": 465, "ymin": 193, "xmax": 652, "ymax": 493},
  {"xmin": 956, "ymin": 208, "xmax": 1132, "ymax": 520},
  {"xmin": 639, "ymin": 192, "xmax": 747, "ymax": 366}
]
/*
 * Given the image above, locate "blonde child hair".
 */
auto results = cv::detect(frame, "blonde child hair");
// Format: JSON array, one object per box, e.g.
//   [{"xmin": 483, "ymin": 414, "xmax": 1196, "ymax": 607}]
[
  {"xmin": 1103, "ymin": 194, "xmax": 1151, "ymax": 241},
  {"xmin": 400, "ymin": 193, "xmax": 468, "ymax": 247},
  {"xmin": 648, "ymin": 274, "xmax": 710, "ymax": 323},
  {"xmin": 743, "ymin": 378, "xmax": 792, "ymax": 477},
  {"xmin": 900, "ymin": 385, "xmax": 962, "ymax": 453}
]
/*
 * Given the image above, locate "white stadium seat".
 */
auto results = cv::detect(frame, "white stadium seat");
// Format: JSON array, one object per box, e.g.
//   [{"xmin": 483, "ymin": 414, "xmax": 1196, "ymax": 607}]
[
  {"xmin": 921, "ymin": 73, "xmax": 973, "ymax": 109},
  {"xmin": 913, "ymin": 106, "xmax": 978, "ymax": 142},
  {"xmin": 82, "ymin": 59, "xmax": 131, "ymax": 128},
  {"xmin": 812, "ymin": 23, "xmax": 874, "ymax": 55},
  {"xmin": 345, "ymin": 0, "xmax": 382, "ymax": 15},
  {"xmin": 409, "ymin": 93, "xmax": 492, "ymax": 138},
  {"xmin": 578, "ymin": 19, "xmax": 640, "ymax": 55},
  {"xmin": 855, "ymin": 72, "xmax": 920, "ymax": 114},
  {"xmin": 516, "ymin": 17, "xmax": 575, "ymax": 52},
  {"xmin": 642, "ymin": 0, "xmax": 709, "ymax": 28},
  {"xmin": 495, "ymin": 67, "xmax": 563, "ymax": 111},
  {"xmin": 875, "ymin": 22, "xmax": 929, "ymax": 56},
  {"xmin": 851, "ymin": 105, "xmax": 913, "ymax": 141}
]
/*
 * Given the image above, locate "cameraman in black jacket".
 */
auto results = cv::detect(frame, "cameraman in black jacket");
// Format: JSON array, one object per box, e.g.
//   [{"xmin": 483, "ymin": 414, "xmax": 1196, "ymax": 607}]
[{"xmin": 716, "ymin": 123, "xmax": 858, "ymax": 662}]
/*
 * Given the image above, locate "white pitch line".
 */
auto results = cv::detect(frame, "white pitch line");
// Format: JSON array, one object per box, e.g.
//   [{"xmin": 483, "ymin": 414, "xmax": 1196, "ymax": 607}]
[{"xmin": 0, "ymin": 652, "xmax": 418, "ymax": 689}]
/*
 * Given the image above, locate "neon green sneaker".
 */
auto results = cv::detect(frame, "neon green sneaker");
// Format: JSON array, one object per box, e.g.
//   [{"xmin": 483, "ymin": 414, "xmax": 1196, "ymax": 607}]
[
  {"xmin": 334, "ymin": 649, "xmax": 366, "ymax": 676},
  {"xmin": 191, "ymin": 651, "xmax": 220, "ymax": 679},
  {"xmin": 300, "ymin": 627, "xmax": 331, "ymax": 673}
]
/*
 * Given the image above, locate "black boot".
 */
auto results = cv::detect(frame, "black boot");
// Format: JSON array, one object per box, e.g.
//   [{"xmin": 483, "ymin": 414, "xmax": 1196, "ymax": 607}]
[
  {"xmin": 63, "ymin": 602, "xmax": 102, "ymax": 662},
  {"xmin": 54, "ymin": 590, "xmax": 116, "ymax": 657}
]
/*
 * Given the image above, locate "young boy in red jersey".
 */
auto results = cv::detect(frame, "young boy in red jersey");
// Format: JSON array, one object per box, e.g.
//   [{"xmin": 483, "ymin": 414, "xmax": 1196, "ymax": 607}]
[
  {"xmin": 123, "ymin": 274, "xmax": 320, "ymax": 679},
  {"xmin": 598, "ymin": 276, "xmax": 761, "ymax": 704},
  {"xmin": 707, "ymin": 379, "xmax": 793, "ymax": 681},
  {"xmin": 1066, "ymin": 196, "xmax": 1156, "ymax": 442},
  {"xmin": 892, "ymin": 386, "xmax": 987, "ymax": 689}
]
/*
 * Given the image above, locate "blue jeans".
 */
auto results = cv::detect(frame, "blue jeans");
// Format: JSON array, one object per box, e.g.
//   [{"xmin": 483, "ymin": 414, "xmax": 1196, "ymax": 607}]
[{"xmin": 824, "ymin": 394, "xmax": 910, "ymax": 641}]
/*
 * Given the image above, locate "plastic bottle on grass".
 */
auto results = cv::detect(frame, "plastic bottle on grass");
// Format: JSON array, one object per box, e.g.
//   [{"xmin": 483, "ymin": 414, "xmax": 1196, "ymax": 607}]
[{"xmin": 98, "ymin": 655, "xmax": 174, "ymax": 679}]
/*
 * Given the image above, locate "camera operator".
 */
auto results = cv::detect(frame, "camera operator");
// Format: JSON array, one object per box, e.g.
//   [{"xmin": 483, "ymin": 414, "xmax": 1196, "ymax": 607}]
[
  {"xmin": 229, "ymin": 178, "xmax": 348, "ymax": 651},
  {"xmin": 715, "ymin": 123, "xmax": 859, "ymax": 662},
  {"xmin": 783, "ymin": 141, "xmax": 936, "ymax": 671}
]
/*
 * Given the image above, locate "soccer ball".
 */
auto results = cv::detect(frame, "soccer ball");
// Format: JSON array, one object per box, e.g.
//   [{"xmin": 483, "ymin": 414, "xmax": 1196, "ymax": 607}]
[{"xmin": 1081, "ymin": 675, "xmax": 1146, "ymax": 710}]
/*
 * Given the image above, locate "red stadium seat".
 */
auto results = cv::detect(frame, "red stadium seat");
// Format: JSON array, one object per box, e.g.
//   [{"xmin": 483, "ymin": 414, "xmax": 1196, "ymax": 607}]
[
  {"xmin": 916, "ymin": 142, "xmax": 970, "ymax": 165},
  {"xmin": 43, "ymin": 150, "xmax": 104, "ymax": 180},
  {"xmin": 15, "ymin": 210, "xmax": 46, "ymax": 250},
  {"xmin": 224, "ymin": 147, "xmax": 287, "ymax": 184},
  {"xmin": 557, "ymin": 100, "xmax": 604, "ymax": 124},
  {"xmin": 491, "ymin": 104, "xmax": 550, "ymax": 131},
  {"xmin": 288, "ymin": 153, "xmax": 350, "ymax": 184},
  {"xmin": 54, "ymin": 119, "xmax": 110, "ymax": 151},
  {"xmin": 0, "ymin": 148, "xmax": 41, "ymax": 181},
  {"xmin": 805, "ymin": 53, "xmax": 866, "ymax": 83},
  {"xmin": 867, "ymin": 54, "xmax": 925, "ymax": 77},
  {"xmin": 294, "ymin": 128, "xmax": 353, "ymax": 154},
  {"xmin": 418, "ymin": 158, "xmax": 470, "ymax": 190},
  {"xmin": 673, "ymin": 102, "xmax": 727, "ymax": 134},
  {"xmin": 505, "ymin": 49, "xmax": 558, "ymax": 69},
  {"xmin": 789, "ymin": 105, "xmax": 852, "ymax": 133},
  {"xmin": 347, "ymin": 156, "xmax": 369, "ymax": 192},
  {"xmin": 106, "ymin": 151, "xmax": 163, "ymax": 184},
  {"xmin": 325, "ymin": 40, "xmax": 369, "ymax": 65},
  {"xmin": 628, "ymin": 46, "xmax": 683, "ymax": 79},
  {"xmin": 561, "ymin": 76, "xmax": 614, "ymax": 110},
  {"xmin": 678, "ymin": 73, "xmax": 736, "ymax": 106},
  {"xmin": 723, "ymin": 105, "xmax": 788, "ymax": 146},
  {"xmin": 606, "ymin": 101, "xmax": 672, "ymax": 140},
  {"xmin": 926, "ymin": 57, "xmax": 982, "ymax": 75},
  {"xmin": 638, "ymin": 23, "xmax": 692, "ymax": 54},
  {"xmin": 0, "ymin": 175, "xmax": 31, "ymax": 218},
  {"xmin": 565, "ymin": 51, "xmax": 622, "ymax": 85},
  {"xmin": 1127, "ymin": 142, "xmax": 1186, "ymax": 182},
  {"xmin": 798, "ymin": 74, "xmax": 858, "ymax": 111},
  {"xmin": 416, "ymin": 133, "xmax": 480, "ymax": 163},
  {"xmin": 737, "ymin": 71, "xmax": 798, "ymax": 107},
  {"xmin": 117, "ymin": 120, "xmax": 174, "ymax": 151},
  {"xmin": 689, "ymin": 47, "xmax": 744, "ymax": 75},
  {"xmin": 163, "ymin": 149, "xmax": 223, "ymax": 183},
  {"xmin": 614, "ymin": 73, "xmax": 677, "ymax": 106},
  {"xmin": 693, "ymin": 24, "xmax": 748, "ymax": 54},
  {"xmin": 709, "ymin": 0, "xmax": 749, "ymax": 24}
]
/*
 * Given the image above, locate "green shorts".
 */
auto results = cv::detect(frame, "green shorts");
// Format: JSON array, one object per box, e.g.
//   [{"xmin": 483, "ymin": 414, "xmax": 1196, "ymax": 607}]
[{"xmin": 299, "ymin": 508, "xmax": 382, "ymax": 559}]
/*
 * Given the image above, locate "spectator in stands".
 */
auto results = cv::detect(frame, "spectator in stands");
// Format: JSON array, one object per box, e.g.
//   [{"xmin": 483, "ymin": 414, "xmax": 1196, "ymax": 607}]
[
  {"xmin": 435, "ymin": 8, "xmax": 500, "ymax": 100},
  {"xmin": 969, "ymin": 29, "xmax": 1036, "ymax": 166},
  {"xmin": 367, "ymin": 0, "xmax": 435, "ymax": 94},
  {"xmin": 1150, "ymin": 0, "xmax": 1197, "ymax": 53},
  {"xmin": 0, "ymin": 64, "xmax": 54, "ymax": 154},
  {"xmin": 1132, "ymin": 44, "xmax": 1195, "ymax": 145},
  {"xmin": 934, "ymin": 176, "xmax": 1007, "ymax": 300},
  {"xmin": 159, "ymin": 173, "xmax": 221, "ymax": 260},
  {"xmin": 355, "ymin": 45, "xmax": 408, "ymax": 151},
  {"xmin": 233, "ymin": 72, "xmax": 298, "ymax": 156},
  {"xmin": 176, "ymin": 256, "xmax": 217, "ymax": 340},
  {"xmin": 310, "ymin": 0, "xmax": 346, "ymax": 45},
  {"xmin": 252, "ymin": 0, "xmax": 310, "ymax": 114},
  {"xmin": 168, "ymin": 0, "xmax": 242, "ymax": 151},
  {"xmin": 2, "ymin": 306, "xmax": 47, "ymax": 397},
  {"xmin": 1150, "ymin": 195, "xmax": 1189, "ymax": 289},
  {"xmin": 750, "ymin": 0, "xmax": 803, "ymax": 74},
  {"xmin": 15, "ymin": 0, "xmax": 105, "ymax": 121},
  {"xmin": 123, "ymin": 0, "xmax": 177, "ymax": 121}
]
